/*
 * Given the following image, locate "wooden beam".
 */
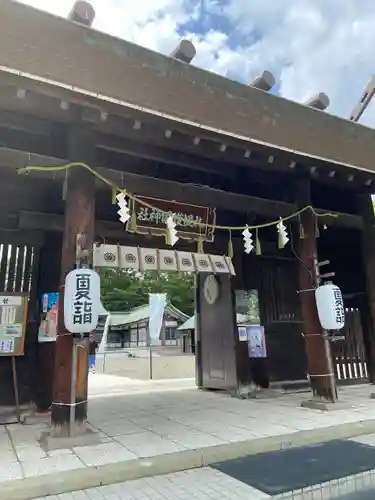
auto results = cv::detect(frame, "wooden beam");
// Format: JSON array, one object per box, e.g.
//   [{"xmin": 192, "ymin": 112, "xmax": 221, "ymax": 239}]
[
  {"xmin": 0, "ymin": 228, "xmax": 44, "ymax": 246},
  {"xmin": 1, "ymin": 79, "xmax": 375, "ymax": 187},
  {"xmin": 0, "ymin": 75, "xmax": 302, "ymax": 178},
  {"xmin": 2, "ymin": 72, "xmax": 375, "ymax": 185},
  {"xmin": 99, "ymin": 167, "xmax": 296, "ymax": 218},
  {"xmin": 0, "ymin": 82, "xmax": 80, "ymax": 123},
  {"xmin": 95, "ymin": 132, "xmax": 238, "ymax": 177},
  {"xmin": 0, "ymin": 148, "xmax": 366, "ymax": 227},
  {"xmin": 0, "ymin": 147, "xmax": 295, "ymax": 218},
  {"xmin": 0, "ymin": 147, "xmax": 66, "ymax": 169},
  {"xmin": 94, "ymin": 115, "xmax": 291, "ymax": 174},
  {"xmin": 19, "ymin": 211, "xmax": 123, "ymax": 240},
  {"xmin": 0, "ymin": 109, "xmax": 52, "ymax": 135},
  {"xmin": 0, "ymin": 76, "xmax": 266, "ymax": 158}
]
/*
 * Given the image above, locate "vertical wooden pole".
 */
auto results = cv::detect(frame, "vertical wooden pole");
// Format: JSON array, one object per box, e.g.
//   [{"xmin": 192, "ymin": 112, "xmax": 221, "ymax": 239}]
[
  {"xmin": 294, "ymin": 179, "xmax": 337, "ymax": 402},
  {"xmin": 195, "ymin": 274, "xmax": 203, "ymax": 388},
  {"xmin": 51, "ymin": 126, "xmax": 95, "ymax": 437},
  {"xmin": 357, "ymin": 193, "xmax": 375, "ymax": 382},
  {"xmin": 12, "ymin": 357, "xmax": 20, "ymax": 423}
]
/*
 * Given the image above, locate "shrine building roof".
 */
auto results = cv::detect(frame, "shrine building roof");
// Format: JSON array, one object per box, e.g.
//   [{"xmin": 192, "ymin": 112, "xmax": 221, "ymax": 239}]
[{"xmin": 1, "ymin": 1, "xmax": 375, "ymax": 175}]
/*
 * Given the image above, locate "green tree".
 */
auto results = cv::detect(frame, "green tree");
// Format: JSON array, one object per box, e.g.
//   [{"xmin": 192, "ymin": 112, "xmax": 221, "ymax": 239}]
[{"xmin": 100, "ymin": 268, "xmax": 195, "ymax": 315}]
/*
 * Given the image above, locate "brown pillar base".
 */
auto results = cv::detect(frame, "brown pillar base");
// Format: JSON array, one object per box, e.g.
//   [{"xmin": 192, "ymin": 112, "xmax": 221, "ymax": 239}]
[
  {"xmin": 301, "ymin": 399, "xmax": 336, "ymax": 411},
  {"xmin": 22, "ymin": 411, "xmax": 50, "ymax": 425},
  {"xmin": 301, "ymin": 396, "xmax": 353, "ymax": 411},
  {"xmin": 51, "ymin": 335, "xmax": 89, "ymax": 438},
  {"xmin": 41, "ymin": 428, "xmax": 101, "ymax": 451},
  {"xmin": 35, "ymin": 342, "xmax": 55, "ymax": 413}
]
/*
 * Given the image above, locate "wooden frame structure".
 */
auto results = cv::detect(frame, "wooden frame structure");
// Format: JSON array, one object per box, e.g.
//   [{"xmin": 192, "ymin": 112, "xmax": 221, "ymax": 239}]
[{"xmin": 0, "ymin": 1, "xmax": 375, "ymax": 435}]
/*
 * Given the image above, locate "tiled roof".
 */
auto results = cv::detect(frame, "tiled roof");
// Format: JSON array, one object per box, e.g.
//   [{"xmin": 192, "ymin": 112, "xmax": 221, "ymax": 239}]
[{"xmin": 107, "ymin": 303, "xmax": 189, "ymax": 327}]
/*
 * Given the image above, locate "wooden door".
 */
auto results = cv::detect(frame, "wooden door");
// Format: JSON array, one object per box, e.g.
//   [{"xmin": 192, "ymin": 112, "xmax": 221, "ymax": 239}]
[{"xmin": 196, "ymin": 274, "xmax": 239, "ymax": 392}]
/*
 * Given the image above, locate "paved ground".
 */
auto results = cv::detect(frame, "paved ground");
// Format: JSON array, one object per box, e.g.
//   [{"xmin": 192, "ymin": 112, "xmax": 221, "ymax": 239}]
[
  {"xmin": 36, "ymin": 468, "xmax": 271, "ymax": 499},
  {"xmin": 33, "ymin": 434, "xmax": 375, "ymax": 500},
  {"xmin": 3, "ymin": 375, "xmax": 375, "ymax": 499}
]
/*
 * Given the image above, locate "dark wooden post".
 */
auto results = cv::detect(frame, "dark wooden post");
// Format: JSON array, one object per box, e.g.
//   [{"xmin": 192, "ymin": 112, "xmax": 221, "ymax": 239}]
[
  {"xmin": 294, "ymin": 179, "xmax": 337, "ymax": 402},
  {"xmin": 35, "ymin": 233, "xmax": 61, "ymax": 413},
  {"xmin": 51, "ymin": 126, "xmax": 95, "ymax": 437},
  {"xmin": 357, "ymin": 193, "xmax": 375, "ymax": 382}
]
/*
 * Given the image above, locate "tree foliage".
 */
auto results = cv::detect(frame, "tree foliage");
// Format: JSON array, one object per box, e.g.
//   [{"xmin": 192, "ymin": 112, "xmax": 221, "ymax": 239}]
[{"xmin": 100, "ymin": 268, "xmax": 195, "ymax": 315}]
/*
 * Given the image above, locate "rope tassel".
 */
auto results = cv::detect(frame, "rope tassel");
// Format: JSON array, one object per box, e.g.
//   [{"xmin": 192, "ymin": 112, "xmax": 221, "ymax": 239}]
[
  {"xmin": 197, "ymin": 237, "xmax": 204, "ymax": 254},
  {"xmin": 165, "ymin": 229, "xmax": 172, "ymax": 246},
  {"xmin": 111, "ymin": 187, "xmax": 117, "ymax": 204},
  {"xmin": 315, "ymin": 219, "xmax": 320, "ymax": 238},
  {"xmin": 256, "ymin": 229, "xmax": 262, "ymax": 255},
  {"xmin": 129, "ymin": 209, "xmax": 137, "ymax": 232},
  {"xmin": 227, "ymin": 231, "xmax": 234, "ymax": 259},
  {"xmin": 299, "ymin": 217, "xmax": 305, "ymax": 239},
  {"xmin": 62, "ymin": 169, "xmax": 68, "ymax": 200}
]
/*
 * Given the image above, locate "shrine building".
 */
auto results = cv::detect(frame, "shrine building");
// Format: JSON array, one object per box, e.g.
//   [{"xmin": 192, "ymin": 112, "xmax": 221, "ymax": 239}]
[{"xmin": 0, "ymin": 0, "xmax": 375, "ymax": 432}]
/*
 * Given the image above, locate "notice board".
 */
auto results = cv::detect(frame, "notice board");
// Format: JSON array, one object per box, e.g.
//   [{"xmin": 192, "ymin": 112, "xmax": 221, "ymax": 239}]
[{"xmin": 0, "ymin": 293, "xmax": 28, "ymax": 356}]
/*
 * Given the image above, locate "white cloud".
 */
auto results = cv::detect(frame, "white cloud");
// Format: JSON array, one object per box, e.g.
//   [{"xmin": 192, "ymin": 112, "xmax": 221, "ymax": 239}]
[
  {"xmin": 221, "ymin": 0, "xmax": 375, "ymax": 123},
  {"xmin": 18, "ymin": 0, "xmax": 375, "ymax": 126}
]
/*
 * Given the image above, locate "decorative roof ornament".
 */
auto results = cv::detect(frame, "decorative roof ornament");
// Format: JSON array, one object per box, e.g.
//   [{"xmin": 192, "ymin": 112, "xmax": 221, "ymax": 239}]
[{"xmin": 68, "ymin": 1, "xmax": 95, "ymax": 27}]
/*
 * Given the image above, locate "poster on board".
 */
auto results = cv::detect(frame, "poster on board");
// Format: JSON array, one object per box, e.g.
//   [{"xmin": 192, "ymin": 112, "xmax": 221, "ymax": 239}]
[
  {"xmin": 238, "ymin": 326, "xmax": 248, "ymax": 342},
  {"xmin": 38, "ymin": 292, "xmax": 59, "ymax": 342},
  {"xmin": 0, "ymin": 293, "xmax": 28, "ymax": 356},
  {"xmin": 247, "ymin": 325, "xmax": 267, "ymax": 358}
]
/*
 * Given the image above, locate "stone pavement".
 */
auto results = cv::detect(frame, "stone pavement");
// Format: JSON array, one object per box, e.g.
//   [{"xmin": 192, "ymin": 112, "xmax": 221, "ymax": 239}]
[
  {"xmin": 35, "ymin": 468, "xmax": 270, "ymax": 500},
  {"xmin": 3, "ymin": 375, "xmax": 375, "ymax": 499},
  {"xmin": 33, "ymin": 435, "xmax": 375, "ymax": 500}
]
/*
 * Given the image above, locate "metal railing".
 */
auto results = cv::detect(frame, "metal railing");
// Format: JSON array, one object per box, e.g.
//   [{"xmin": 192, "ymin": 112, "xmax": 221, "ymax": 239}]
[{"xmin": 95, "ymin": 346, "xmax": 195, "ymax": 380}]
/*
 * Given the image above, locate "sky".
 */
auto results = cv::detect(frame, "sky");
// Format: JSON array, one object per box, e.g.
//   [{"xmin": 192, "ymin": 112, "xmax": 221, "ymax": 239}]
[{"xmin": 18, "ymin": 0, "xmax": 375, "ymax": 127}]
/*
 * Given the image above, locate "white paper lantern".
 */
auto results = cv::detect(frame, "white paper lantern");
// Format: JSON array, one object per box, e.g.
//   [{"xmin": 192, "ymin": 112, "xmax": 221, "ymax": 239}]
[
  {"xmin": 315, "ymin": 283, "xmax": 345, "ymax": 331},
  {"xmin": 64, "ymin": 268, "xmax": 101, "ymax": 334}
]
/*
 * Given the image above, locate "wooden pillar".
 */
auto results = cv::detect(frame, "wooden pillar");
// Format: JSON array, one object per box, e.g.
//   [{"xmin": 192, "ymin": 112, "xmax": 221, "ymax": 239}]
[
  {"xmin": 357, "ymin": 193, "xmax": 375, "ymax": 382},
  {"xmin": 294, "ymin": 179, "xmax": 337, "ymax": 401},
  {"xmin": 195, "ymin": 275, "xmax": 203, "ymax": 388},
  {"xmin": 51, "ymin": 126, "xmax": 95, "ymax": 437}
]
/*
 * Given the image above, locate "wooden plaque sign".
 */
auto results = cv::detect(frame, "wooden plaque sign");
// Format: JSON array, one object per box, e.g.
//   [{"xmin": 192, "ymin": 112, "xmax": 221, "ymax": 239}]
[
  {"xmin": 127, "ymin": 196, "xmax": 216, "ymax": 242},
  {"xmin": 0, "ymin": 293, "xmax": 28, "ymax": 357}
]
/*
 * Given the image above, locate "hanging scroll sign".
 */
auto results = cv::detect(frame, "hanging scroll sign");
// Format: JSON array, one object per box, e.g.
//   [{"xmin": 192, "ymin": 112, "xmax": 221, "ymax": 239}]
[
  {"xmin": 64, "ymin": 269, "xmax": 101, "ymax": 336},
  {"xmin": 127, "ymin": 196, "xmax": 216, "ymax": 242},
  {"xmin": 315, "ymin": 283, "xmax": 345, "ymax": 331}
]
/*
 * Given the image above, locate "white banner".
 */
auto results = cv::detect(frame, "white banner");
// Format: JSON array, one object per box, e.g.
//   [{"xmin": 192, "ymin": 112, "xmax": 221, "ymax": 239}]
[{"xmin": 148, "ymin": 293, "xmax": 167, "ymax": 345}]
